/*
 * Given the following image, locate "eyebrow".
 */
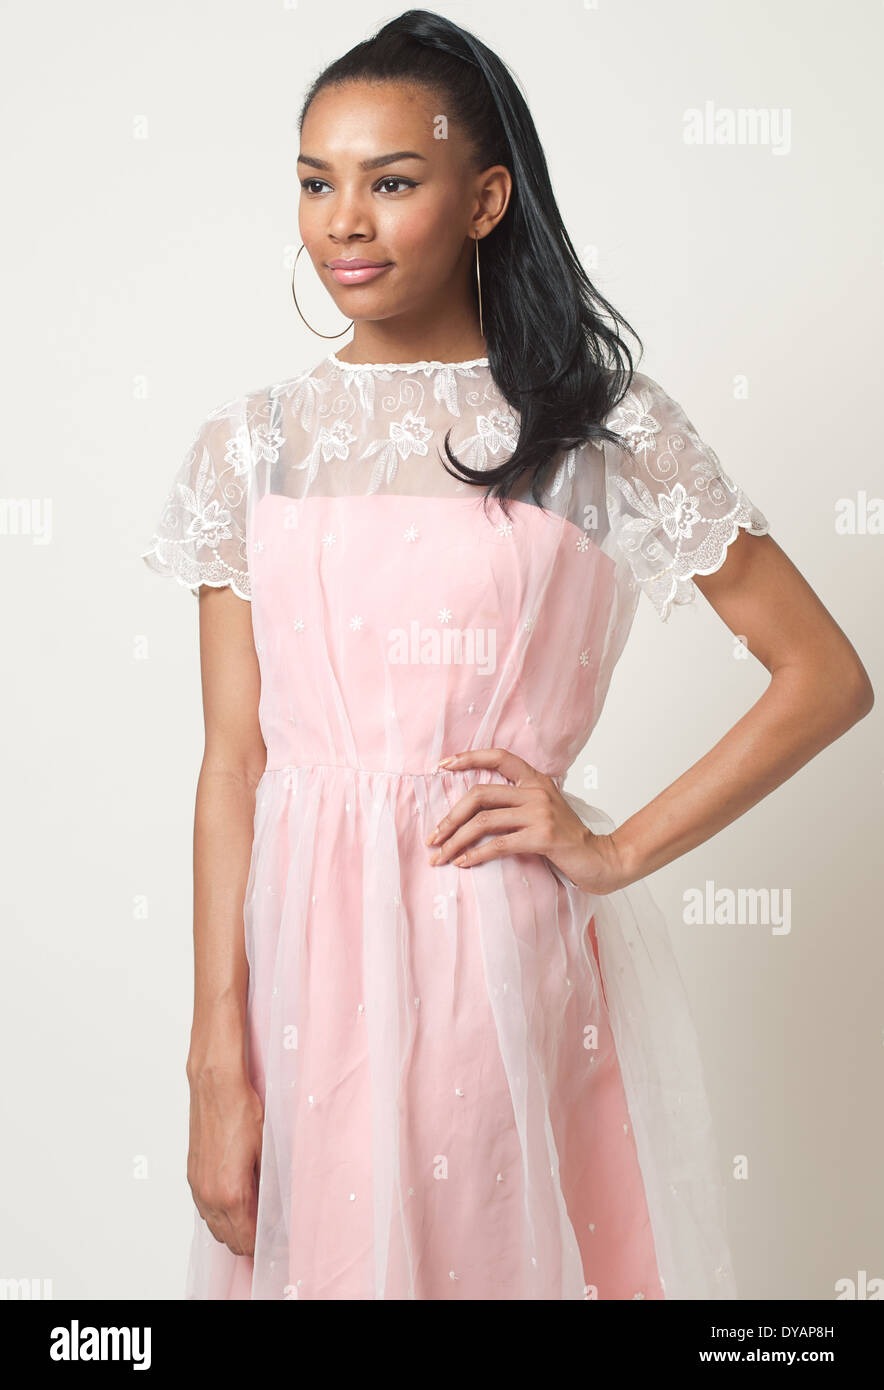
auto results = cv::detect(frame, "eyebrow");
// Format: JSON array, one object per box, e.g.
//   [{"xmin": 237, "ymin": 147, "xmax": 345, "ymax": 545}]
[{"xmin": 297, "ymin": 150, "xmax": 428, "ymax": 172}]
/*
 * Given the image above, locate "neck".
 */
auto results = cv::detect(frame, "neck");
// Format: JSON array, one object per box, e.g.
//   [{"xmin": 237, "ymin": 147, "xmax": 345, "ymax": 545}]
[{"xmin": 333, "ymin": 314, "xmax": 486, "ymax": 366}]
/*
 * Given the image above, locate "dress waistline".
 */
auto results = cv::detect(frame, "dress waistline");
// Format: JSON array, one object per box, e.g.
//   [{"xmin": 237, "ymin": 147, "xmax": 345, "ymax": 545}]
[{"xmin": 263, "ymin": 761, "xmax": 567, "ymax": 787}]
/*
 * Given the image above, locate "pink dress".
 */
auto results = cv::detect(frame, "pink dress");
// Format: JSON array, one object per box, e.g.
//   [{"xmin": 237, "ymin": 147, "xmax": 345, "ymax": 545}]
[{"xmin": 141, "ymin": 352, "xmax": 770, "ymax": 1300}]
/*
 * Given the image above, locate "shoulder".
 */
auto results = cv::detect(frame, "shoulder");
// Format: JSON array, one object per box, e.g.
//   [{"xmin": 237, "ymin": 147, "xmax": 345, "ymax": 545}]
[
  {"xmin": 602, "ymin": 371, "xmax": 725, "ymax": 480},
  {"xmin": 236, "ymin": 357, "xmax": 333, "ymax": 430},
  {"xmin": 602, "ymin": 370, "xmax": 677, "ymax": 444},
  {"xmin": 182, "ymin": 360, "xmax": 329, "ymax": 482},
  {"xmin": 190, "ymin": 361, "xmax": 323, "ymax": 437}
]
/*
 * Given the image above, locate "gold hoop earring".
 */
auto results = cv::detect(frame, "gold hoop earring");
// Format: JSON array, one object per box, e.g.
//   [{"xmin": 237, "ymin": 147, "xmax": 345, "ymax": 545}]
[
  {"xmin": 291, "ymin": 243, "xmax": 353, "ymax": 340},
  {"xmin": 474, "ymin": 233, "xmax": 484, "ymax": 339}
]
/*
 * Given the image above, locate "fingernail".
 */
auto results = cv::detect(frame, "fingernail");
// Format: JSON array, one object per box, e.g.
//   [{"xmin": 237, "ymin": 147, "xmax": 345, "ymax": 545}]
[{"xmin": 436, "ymin": 756, "xmax": 455, "ymax": 768}]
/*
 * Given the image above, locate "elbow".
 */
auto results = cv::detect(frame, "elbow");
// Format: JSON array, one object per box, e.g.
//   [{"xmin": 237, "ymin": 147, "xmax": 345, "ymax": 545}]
[
  {"xmin": 831, "ymin": 659, "xmax": 875, "ymax": 728},
  {"xmin": 846, "ymin": 666, "xmax": 875, "ymax": 722},
  {"xmin": 773, "ymin": 654, "xmax": 874, "ymax": 734},
  {"xmin": 199, "ymin": 755, "xmax": 267, "ymax": 795}
]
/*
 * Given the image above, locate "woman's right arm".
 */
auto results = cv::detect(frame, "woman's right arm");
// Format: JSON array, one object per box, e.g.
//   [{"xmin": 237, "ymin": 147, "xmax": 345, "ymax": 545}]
[{"xmin": 186, "ymin": 584, "xmax": 267, "ymax": 1258}]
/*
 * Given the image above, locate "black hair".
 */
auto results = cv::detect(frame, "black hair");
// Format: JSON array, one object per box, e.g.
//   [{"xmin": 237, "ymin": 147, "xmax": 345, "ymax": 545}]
[{"xmin": 297, "ymin": 8, "xmax": 643, "ymax": 512}]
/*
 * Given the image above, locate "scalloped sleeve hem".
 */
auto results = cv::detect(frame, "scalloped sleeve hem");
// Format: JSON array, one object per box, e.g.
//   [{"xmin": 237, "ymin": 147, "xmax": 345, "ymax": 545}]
[
  {"xmin": 140, "ymin": 543, "xmax": 252, "ymax": 601},
  {"xmin": 645, "ymin": 510, "xmax": 770, "ymax": 622}
]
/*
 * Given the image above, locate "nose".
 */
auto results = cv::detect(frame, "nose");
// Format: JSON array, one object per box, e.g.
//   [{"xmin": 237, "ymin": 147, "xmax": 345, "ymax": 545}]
[{"xmin": 325, "ymin": 187, "xmax": 374, "ymax": 245}]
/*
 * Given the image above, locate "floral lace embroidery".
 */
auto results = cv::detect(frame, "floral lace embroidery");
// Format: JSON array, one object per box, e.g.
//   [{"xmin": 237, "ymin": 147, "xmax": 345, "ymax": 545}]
[
  {"xmin": 140, "ymin": 404, "xmax": 251, "ymax": 599},
  {"xmin": 270, "ymin": 360, "xmax": 520, "ymax": 492},
  {"xmin": 605, "ymin": 377, "xmax": 769, "ymax": 621},
  {"xmin": 141, "ymin": 359, "xmax": 770, "ymax": 622}
]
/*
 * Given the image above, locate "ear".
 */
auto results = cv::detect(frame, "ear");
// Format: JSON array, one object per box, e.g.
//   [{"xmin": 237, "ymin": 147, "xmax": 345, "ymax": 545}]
[{"xmin": 473, "ymin": 164, "xmax": 512, "ymax": 235}]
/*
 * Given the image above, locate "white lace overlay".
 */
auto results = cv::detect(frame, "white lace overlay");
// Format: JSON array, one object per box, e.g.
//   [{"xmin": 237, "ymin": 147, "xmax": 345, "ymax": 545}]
[
  {"xmin": 140, "ymin": 398, "xmax": 252, "ymax": 599},
  {"xmin": 605, "ymin": 377, "xmax": 770, "ymax": 620},
  {"xmin": 141, "ymin": 358, "xmax": 769, "ymax": 625}
]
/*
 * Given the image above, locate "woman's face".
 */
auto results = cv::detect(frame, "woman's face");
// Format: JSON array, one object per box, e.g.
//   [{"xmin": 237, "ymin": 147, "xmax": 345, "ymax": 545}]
[{"xmin": 297, "ymin": 80, "xmax": 509, "ymax": 332}]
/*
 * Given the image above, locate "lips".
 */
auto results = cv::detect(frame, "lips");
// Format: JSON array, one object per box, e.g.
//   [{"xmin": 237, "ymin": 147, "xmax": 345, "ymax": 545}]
[{"xmin": 327, "ymin": 258, "xmax": 393, "ymax": 286}]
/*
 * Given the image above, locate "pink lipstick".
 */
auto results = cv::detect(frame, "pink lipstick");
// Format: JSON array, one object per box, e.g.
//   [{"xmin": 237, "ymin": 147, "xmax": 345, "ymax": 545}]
[{"xmin": 327, "ymin": 258, "xmax": 392, "ymax": 286}]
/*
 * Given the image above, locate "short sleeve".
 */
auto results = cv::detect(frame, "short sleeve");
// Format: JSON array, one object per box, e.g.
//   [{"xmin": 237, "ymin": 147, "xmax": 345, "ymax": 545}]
[
  {"xmin": 140, "ymin": 397, "xmax": 251, "ymax": 600},
  {"xmin": 604, "ymin": 372, "xmax": 769, "ymax": 620}
]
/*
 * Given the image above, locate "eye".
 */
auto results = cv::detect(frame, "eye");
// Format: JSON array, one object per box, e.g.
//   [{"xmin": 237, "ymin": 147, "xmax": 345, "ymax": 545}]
[
  {"xmin": 299, "ymin": 175, "xmax": 418, "ymax": 196},
  {"xmin": 375, "ymin": 177, "xmax": 418, "ymax": 194}
]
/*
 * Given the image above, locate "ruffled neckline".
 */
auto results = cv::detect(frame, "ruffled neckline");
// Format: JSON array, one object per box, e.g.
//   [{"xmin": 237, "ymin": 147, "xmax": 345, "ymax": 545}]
[{"xmin": 327, "ymin": 351, "xmax": 489, "ymax": 373}]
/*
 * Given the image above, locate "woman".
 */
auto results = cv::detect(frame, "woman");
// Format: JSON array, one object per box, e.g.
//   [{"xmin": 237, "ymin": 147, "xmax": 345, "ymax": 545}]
[{"xmin": 141, "ymin": 10, "xmax": 873, "ymax": 1300}]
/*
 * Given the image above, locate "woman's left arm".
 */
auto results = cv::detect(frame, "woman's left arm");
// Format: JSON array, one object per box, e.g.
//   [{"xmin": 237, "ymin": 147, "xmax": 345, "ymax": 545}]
[
  {"xmin": 606, "ymin": 529, "xmax": 873, "ymax": 887},
  {"xmin": 426, "ymin": 531, "xmax": 874, "ymax": 893}
]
